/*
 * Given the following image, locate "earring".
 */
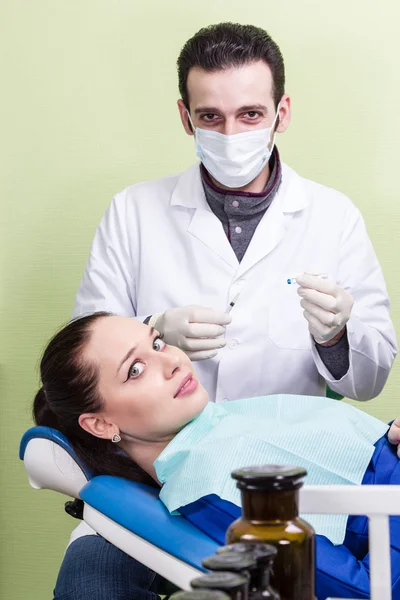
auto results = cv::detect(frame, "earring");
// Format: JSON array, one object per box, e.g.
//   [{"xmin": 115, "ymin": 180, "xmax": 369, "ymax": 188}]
[{"xmin": 111, "ymin": 433, "xmax": 121, "ymax": 443}]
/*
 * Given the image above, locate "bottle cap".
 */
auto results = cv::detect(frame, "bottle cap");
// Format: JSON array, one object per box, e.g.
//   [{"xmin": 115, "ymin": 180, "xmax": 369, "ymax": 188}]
[
  {"xmin": 217, "ymin": 543, "xmax": 277, "ymax": 565},
  {"xmin": 191, "ymin": 572, "xmax": 248, "ymax": 591},
  {"xmin": 202, "ymin": 552, "xmax": 256, "ymax": 572},
  {"xmin": 170, "ymin": 592, "xmax": 230, "ymax": 600},
  {"xmin": 231, "ymin": 465, "xmax": 307, "ymax": 491}
]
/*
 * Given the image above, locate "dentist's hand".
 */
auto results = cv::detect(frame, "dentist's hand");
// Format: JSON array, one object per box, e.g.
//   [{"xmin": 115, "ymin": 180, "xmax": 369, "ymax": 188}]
[
  {"xmin": 296, "ymin": 274, "xmax": 354, "ymax": 346},
  {"xmin": 149, "ymin": 306, "xmax": 232, "ymax": 361},
  {"xmin": 388, "ymin": 417, "xmax": 400, "ymax": 458}
]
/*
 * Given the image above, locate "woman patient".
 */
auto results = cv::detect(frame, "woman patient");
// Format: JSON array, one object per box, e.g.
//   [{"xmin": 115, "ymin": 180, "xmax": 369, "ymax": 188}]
[{"xmin": 34, "ymin": 312, "xmax": 400, "ymax": 600}]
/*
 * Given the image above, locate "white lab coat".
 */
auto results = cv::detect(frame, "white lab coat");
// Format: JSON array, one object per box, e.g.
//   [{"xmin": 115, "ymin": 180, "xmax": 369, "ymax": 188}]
[{"xmin": 73, "ymin": 162, "xmax": 397, "ymax": 401}]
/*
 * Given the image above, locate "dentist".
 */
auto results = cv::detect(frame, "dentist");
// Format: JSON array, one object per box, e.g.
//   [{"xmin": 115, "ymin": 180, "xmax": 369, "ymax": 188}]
[{"xmin": 73, "ymin": 22, "xmax": 396, "ymax": 404}]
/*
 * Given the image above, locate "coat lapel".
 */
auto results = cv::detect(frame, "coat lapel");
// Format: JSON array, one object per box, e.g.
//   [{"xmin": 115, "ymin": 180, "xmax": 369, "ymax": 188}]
[{"xmin": 171, "ymin": 163, "xmax": 238, "ymax": 269}]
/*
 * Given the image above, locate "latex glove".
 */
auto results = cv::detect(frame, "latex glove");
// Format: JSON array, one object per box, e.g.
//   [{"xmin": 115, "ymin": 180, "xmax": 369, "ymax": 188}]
[
  {"xmin": 388, "ymin": 417, "xmax": 400, "ymax": 458},
  {"xmin": 296, "ymin": 274, "xmax": 354, "ymax": 345},
  {"xmin": 149, "ymin": 305, "xmax": 232, "ymax": 361}
]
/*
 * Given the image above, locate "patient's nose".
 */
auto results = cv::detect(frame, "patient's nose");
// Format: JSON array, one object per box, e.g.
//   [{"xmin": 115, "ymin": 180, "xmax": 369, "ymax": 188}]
[{"xmin": 162, "ymin": 351, "xmax": 181, "ymax": 379}]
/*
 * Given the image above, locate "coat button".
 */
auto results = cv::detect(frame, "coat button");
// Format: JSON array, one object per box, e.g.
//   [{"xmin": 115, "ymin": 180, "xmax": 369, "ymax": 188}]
[
  {"xmin": 229, "ymin": 339, "xmax": 239, "ymax": 348},
  {"xmin": 235, "ymin": 226, "xmax": 242, "ymax": 234}
]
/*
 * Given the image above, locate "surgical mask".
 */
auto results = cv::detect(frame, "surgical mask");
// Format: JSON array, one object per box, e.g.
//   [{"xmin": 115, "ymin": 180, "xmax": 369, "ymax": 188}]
[{"xmin": 188, "ymin": 105, "xmax": 280, "ymax": 188}]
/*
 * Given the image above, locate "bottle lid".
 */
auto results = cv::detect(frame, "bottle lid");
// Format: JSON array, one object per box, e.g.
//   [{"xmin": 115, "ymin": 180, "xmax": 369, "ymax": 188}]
[
  {"xmin": 231, "ymin": 465, "xmax": 307, "ymax": 491},
  {"xmin": 202, "ymin": 552, "xmax": 256, "ymax": 572},
  {"xmin": 217, "ymin": 543, "xmax": 277, "ymax": 565},
  {"xmin": 170, "ymin": 591, "xmax": 230, "ymax": 600},
  {"xmin": 191, "ymin": 572, "xmax": 248, "ymax": 591}
]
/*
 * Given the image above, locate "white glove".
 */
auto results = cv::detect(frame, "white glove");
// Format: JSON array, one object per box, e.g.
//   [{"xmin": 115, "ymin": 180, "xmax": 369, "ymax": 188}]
[
  {"xmin": 295, "ymin": 274, "xmax": 354, "ymax": 345},
  {"xmin": 149, "ymin": 305, "xmax": 232, "ymax": 361}
]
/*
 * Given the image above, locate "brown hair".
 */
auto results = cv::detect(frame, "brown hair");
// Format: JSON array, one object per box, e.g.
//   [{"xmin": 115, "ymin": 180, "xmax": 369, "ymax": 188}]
[
  {"xmin": 177, "ymin": 22, "xmax": 285, "ymax": 110},
  {"xmin": 33, "ymin": 312, "xmax": 156, "ymax": 486}
]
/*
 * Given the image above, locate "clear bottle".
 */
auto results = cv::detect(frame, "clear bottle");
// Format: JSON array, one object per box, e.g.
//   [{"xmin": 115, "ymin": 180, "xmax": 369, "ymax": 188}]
[
  {"xmin": 217, "ymin": 543, "xmax": 280, "ymax": 599},
  {"xmin": 226, "ymin": 466, "xmax": 315, "ymax": 600},
  {"xmin": 191, "ymin": 571, "xmax": 249, "ymax": 600}
]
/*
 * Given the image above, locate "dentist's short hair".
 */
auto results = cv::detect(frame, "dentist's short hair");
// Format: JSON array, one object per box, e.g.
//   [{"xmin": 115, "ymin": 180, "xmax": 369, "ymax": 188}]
[{"xmin": 177, "ymin": 22, "xmax": 285, "ymax": 111}]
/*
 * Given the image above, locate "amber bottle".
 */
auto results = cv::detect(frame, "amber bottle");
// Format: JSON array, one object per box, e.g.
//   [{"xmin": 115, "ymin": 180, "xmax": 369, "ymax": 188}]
[{"xmin": 226, "ymin": 466, "xmax": 315, "ymax": 600}]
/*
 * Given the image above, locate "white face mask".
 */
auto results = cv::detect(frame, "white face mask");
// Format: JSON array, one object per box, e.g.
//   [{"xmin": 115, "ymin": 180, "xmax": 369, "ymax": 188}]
[{"xmin": 188, "ymin": 105, "xmax": 280, "ymax": 189}]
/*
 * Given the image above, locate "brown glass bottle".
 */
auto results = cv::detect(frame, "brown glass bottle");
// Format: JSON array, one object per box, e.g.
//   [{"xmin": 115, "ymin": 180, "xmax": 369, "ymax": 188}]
[
  {"xmin": 217, "ymin": 543, "xmax": 280, "ymax": 600},
  {"xmin": 226, "ymin": 466, "xmax": 315, "ymax": 600}
]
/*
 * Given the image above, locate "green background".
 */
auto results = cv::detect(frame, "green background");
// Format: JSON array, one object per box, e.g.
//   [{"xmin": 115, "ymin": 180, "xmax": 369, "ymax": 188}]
[{"xmin": 2, "ymin": 1, "xmax": 400, "ymax": 597}]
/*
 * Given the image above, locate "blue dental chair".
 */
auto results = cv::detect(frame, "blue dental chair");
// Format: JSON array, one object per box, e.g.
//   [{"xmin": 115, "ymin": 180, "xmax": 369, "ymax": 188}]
[
  {"xmin": 20, "ymin": 426, "xmax": 218, "ymax": 590},
  {"xmin": 20, "ymin": 425, "xmax": 400, "ymax": 600}
]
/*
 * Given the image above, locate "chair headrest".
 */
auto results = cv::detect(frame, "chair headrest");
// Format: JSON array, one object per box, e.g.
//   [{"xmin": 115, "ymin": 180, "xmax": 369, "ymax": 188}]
[
  {"xmin": 20, "ymin": 426, "xmax": 94, "ymax": 498},
  {"xmin": 20, "ymin": 426, "xmax": 94, "ymax": 480}
]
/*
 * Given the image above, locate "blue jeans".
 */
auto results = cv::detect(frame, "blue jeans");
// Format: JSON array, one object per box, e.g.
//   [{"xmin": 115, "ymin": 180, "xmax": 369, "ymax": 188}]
[{"xmin": 54, "ymin": 535, "xmax": 163, "ymax": 600}]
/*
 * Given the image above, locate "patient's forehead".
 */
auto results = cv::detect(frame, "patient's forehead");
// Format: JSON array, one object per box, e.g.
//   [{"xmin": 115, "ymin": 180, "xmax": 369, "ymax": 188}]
[{"xmin": 85, "ymin": 315, "xmax": 148, "ymax": 364}]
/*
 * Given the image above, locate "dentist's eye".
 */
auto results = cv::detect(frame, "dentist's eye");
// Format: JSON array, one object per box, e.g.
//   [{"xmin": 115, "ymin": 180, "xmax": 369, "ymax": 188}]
[
  {"xmin": 153, "ymin": 336, "xmax": 166, "ymax": 352},
  {"xmin": 243, "ymin": 111, "xmax": 263, "ymax": 120},
  {"xmin": 200, "ymin": 113, "xmax": 221, "ymax": 123},
  {"xmin": 128, "ymin": 362, "xmax": 145, "ymax": 379}
]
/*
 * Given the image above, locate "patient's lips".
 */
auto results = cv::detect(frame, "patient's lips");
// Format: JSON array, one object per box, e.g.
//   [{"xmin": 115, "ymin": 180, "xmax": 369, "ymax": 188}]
[{"xmin": 174, "ymin": 373, "xmax": 198, "ymax": 397}]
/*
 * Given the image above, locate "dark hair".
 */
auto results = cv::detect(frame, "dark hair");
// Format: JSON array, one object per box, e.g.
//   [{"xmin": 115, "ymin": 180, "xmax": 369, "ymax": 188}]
[
  {"xmin": 33, "ymin": 312, "xmax": 156, "ymax": 487},
  {"xmin": 177, "ymin": 22, "xmax": 285, "ymax": 110}
]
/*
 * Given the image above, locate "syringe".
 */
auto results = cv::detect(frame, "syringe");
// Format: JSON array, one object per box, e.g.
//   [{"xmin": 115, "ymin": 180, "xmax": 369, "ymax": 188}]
[
  {"xmin": 287, "ymin": 273, "xmax": 328, "ymax": 285},
  {"xmin": 225, "ymin": 292, "xmax": 241, "ymax": 313}
]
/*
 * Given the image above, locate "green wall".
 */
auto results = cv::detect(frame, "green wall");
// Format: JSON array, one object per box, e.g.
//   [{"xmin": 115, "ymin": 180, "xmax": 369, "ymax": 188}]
[{"xmin": 2, "ymin": 1, "xmax": 400, "ymax": 597}]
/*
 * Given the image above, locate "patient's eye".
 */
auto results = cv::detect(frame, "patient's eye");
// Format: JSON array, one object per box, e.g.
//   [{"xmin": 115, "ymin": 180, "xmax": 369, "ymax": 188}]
[
  {"xmin": 128, "ymin": 362, "xmax": 144, "ymax": 379},
  {"xmin": 153, "ymin": 336, "xmax": 166, "ymax": 352}
]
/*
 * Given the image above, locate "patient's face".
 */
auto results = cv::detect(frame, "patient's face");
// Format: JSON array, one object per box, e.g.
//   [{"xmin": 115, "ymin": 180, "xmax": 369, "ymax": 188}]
[{"xmin": 84, "ymin": 316, "xmax": 208, "ymax": 442}]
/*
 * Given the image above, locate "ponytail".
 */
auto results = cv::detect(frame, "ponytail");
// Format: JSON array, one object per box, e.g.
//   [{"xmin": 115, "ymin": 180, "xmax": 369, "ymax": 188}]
[{"xmin": 33, "ymin": 386, "xmax": 60, "ymax": 430}]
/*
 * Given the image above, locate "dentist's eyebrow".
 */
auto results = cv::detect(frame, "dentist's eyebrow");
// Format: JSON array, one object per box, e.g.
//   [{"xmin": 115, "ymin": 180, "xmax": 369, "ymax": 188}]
[
  {"xmin": 194, "ymin": 106, "xmax": 223, "ymax": 115},
  {"xmin": 194, "ymin": 104, "xmax": 268, "ymax": 116},
  {"xmin": 236, "ymin": 104, "xmax": 268, "ymax": 113},
  {"xmin": 117, "ymin": 327, "xmax": 155, "ymax": 374}
]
